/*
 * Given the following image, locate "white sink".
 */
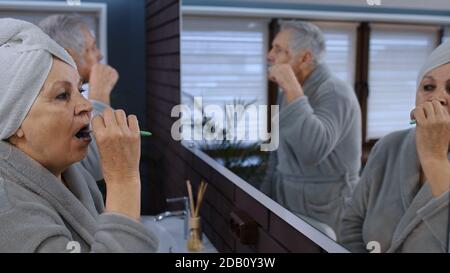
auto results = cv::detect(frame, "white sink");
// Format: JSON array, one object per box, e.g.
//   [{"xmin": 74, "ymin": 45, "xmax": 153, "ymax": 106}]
[{"xmin": 141, "ymin": 215, "xmax": 218, "ymax": 253}]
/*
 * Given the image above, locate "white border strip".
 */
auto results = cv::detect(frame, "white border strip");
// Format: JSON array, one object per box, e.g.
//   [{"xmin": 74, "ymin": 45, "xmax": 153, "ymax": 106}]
[
  {"xmin": 0, "ymin": 1, "xmax": 108, "ymax": 63},
  {"xmin": 183, "ymin": 142, "xmax": 349, "ymax": 253},
  {"xmin": 182, "ymin": 5, "xmax": 450, "ymax": 25}
]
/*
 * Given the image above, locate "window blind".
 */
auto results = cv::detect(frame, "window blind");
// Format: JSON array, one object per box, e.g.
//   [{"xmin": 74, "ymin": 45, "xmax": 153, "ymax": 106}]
[
  {"xmin": 367, "ymin": 24, "xmax": 438, "ymax": 140},
  {"xmin": 315, "ymin": 21, "xmax": 357, "ymax": 85},
  {"xmin": 181, "ymin": 17, "xmax": 268, "ymax": 142}
]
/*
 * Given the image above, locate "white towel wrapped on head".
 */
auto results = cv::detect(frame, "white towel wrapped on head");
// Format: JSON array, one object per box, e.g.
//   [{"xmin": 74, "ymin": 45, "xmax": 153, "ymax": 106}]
[
  {"xmin": 417, "ymin": 40, "xmax": 450, "ymax": 87},
  {"xmin": 0, "ymin": 18, "xmax": 76, "ymax": 140}
]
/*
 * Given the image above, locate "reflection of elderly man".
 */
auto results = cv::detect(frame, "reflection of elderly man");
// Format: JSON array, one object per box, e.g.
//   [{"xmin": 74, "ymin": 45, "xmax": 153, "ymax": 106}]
[
  {"xmin": 39, "ymin": 14, "xmax": 118, "ymax": 107},
  {"xmin": 261, "ymin": 21, "xmax": 362, "ymax": 234}
]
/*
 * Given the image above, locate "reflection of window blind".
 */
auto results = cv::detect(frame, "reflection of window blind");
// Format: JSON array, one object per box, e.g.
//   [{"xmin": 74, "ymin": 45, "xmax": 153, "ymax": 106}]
[
  {"xmin": 367, "ymin": 24, "xmax": 438, "ymax": 140},
  {"xmin": 315, "ymin": 22, "xmax": 357, "ymax": 85},
  {"xmin": 181, "ymin": 17, "xmax": 268, "ymax": 141}
]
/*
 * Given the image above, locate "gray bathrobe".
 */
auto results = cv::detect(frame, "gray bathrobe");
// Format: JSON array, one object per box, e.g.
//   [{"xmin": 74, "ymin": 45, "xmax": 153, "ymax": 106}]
[
  {"xmin": 80, "ymin": 100, "xmax": 109, "ymax": 182},
  {"xmin": 0, "ymin": 140, "xmax": 158, "ymax": 253},
  {"xmin": 339, "ymin": 128, "xmax": 450, "ymax": 253},
  {"xmin": 261, "ymin": 64, "xmax": 362, "ymax": 234}
]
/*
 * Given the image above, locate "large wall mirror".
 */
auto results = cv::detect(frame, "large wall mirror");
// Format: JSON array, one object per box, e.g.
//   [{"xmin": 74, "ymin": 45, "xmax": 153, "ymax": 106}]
[
  {"xmin": 180, "ymin": 0, "xmax": 450, "ymax": 253},
  {"xmin": 0, "ymin": 1, "xmax": 107, "ymax": 60},
  {"xmin": 0, "ymin": 0, "xmax": 108, "ymax": 100}
]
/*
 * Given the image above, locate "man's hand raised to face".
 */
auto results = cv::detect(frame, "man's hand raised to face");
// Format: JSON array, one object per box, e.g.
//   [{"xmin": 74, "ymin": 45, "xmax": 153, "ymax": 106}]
[
  {"xmin": 268, "ymin": 63, "xmax": 304, "ymax": 103},
  {"xmin": 88, "ymin": 63, "xmax": 119, "ymax": 106}
]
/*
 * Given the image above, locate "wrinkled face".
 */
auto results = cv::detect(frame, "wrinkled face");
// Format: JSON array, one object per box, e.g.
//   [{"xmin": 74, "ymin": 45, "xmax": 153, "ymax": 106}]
[
  {"xmin": 416, "ymin": 62, "xmax": 450, "ymax": 114},
  {"xmin": 267, "ymin": 29, "xmax": 310, "ymax": 78},
  {"xmin": 74, "ymin": 27, "xmax": 103, "ymax": 83},
  {"xmin": 267, "ymin": 30, "xmax": 295, "ymax": 65},
  {"xmin": 12, "ymin": 58, "xmax": 93, "ymax": 175}
]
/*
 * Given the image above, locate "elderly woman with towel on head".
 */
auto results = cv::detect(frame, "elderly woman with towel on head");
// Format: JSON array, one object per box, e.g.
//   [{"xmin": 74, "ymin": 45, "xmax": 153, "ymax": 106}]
[
  {"xmin": 0, "ymin": 18, "xmax": 157, "ymax": 252},
  {"xmin": 339, "ymin": 41, "xmax": 450, "ymax": 253}
]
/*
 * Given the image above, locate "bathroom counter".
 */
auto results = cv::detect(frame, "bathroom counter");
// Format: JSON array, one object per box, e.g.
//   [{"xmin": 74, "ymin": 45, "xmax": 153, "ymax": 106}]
[{"xmin": 142, "ymin": 215, "xmax": 218, "ymax": 253}]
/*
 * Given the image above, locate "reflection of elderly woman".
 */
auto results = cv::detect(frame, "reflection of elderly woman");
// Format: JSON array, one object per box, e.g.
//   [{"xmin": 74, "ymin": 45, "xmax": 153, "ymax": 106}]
[
  {"xmin": 339, "ymin": 41, "xmax": 450, "ymax": 252},
  {"xmin": 0, "ymin": 19, "xmax": 157, "ymax": 252}
]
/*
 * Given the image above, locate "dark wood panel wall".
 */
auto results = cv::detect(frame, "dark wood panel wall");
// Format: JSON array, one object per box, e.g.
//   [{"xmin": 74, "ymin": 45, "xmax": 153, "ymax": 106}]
[{"xmin": 145, "ymin": 0, "xmax": 322, "ymax": 253}]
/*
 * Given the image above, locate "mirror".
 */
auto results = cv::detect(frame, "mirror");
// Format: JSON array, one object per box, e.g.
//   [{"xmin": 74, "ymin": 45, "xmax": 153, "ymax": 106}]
[
  {"xmin": 180, "ymin": 0, "xmax": 450, "ymax": 253},
  {"xmin": 0, "ymin": 2, "xmax": 106, "ymax": 62}
]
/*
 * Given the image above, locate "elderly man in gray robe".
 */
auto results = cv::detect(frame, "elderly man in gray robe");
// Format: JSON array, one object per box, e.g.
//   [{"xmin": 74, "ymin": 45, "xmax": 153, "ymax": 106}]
[{"xmin": 261, "ymin": 21, "xmax": 362, "ymax": 236}]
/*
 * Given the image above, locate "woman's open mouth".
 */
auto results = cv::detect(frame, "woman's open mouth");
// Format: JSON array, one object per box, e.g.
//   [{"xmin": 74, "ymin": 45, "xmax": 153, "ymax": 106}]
[{"xmin": 75, "ymin": 125, "xmax": 92, "ymax": 144}]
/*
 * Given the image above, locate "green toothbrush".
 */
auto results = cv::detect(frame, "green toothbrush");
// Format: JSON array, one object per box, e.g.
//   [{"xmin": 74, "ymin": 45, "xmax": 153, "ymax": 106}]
[{"xmin": 140, "ymin": 130, "xmax": 152, "ymax": 137}]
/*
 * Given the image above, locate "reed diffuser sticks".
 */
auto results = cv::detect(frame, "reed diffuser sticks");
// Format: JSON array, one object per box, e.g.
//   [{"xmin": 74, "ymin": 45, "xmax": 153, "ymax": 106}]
[{"xmin": 186, "ymin": 180, "xmax": 208, "ymax": 251}]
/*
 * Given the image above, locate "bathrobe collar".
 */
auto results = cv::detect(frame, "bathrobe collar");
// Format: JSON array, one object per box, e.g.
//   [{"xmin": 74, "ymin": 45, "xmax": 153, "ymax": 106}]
[
  {"xmin": 62, "ymin": 164, "xmax": 104, "ymax": 220},
  {"xmin": 388, "ymin": 128, "xmax": 450, "ymax": 252},
  {"xmin": 301, "ymin": 63, "xmax": 333, "ymax": 97},
  {"xmin": 279, "ymin": 63, "xmax": 332, "ymax": 106},
  {"xmin": 0, "ymin": 140, "xmax": 99, "ymax": 245}
]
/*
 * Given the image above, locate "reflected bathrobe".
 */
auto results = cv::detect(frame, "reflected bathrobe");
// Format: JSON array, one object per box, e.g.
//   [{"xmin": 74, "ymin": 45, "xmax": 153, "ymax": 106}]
[
  {"xmin": 261, "ymin": 64, "xmax": 362, "ymax": 234},
  {"xmin": 0, "ymin": 139, "xmax": 158, "ymax": 253},
  {"xmin": 339, "ymin": 128, "xmax": 450, "ymax": 253},
  {"xmin": 80, "ymin": 99, "xmax": 109, "ymax": 182}
]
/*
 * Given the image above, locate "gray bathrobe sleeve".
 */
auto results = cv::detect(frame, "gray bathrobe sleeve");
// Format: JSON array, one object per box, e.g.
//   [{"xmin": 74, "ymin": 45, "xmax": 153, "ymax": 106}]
[
  {"xmin": 33, "ymin": 212, "xmax": 158, "ymax": 253},
  {"xmin": 0, "ymin": 177, "xmax": 157, "ymax": 253},
  {"xmin": 0, "ymin": 141, "xmax": 158, "ymax": 253},
  {"xmin": 79, "ymin": 100, "xmax": 109, "ymax": 181},
  {"xmin": 0, "ymin": 200, "xmax": 157, "ymax": 253},
  {"xmin": 279, "ymin": 80, "xmax": 355, "ymax": 166}
]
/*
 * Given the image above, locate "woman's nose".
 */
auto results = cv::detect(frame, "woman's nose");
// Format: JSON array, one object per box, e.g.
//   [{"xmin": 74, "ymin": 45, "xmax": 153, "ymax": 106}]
[
  {"xmin": 431, "ymin": 88, "xmax": 449, "ymax": 105},
  {"xmin": 75, "ymin": 95, "xmax": 93, "ymax": 116}
]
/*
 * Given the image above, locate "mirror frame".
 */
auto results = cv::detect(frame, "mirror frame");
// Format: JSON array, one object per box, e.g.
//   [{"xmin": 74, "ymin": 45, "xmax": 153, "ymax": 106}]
[{"xmin": 182, "ymin": 141, "xmax": 349, "ymax": 252}]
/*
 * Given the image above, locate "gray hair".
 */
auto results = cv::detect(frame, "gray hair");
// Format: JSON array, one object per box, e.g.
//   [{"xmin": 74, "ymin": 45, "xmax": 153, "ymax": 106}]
[
  {"xmin": 38, "ymin": 14, "xmax": 89, "ymax": 56},
  {"xmin": 280, "ymin": 20, "xmax": 326, "ymax": 64}
]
